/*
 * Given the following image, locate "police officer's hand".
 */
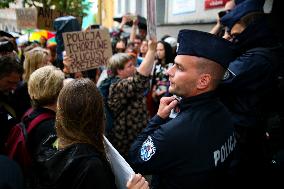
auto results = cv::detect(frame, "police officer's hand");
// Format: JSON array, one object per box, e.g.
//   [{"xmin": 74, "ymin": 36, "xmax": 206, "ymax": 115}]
[
  {"xmin": 126, "ymin": 174, "xmax": 149, "ymax": 189},
  {"xmin": 157, "ymin": 96, "xmax": 179, "ymax": 119}
]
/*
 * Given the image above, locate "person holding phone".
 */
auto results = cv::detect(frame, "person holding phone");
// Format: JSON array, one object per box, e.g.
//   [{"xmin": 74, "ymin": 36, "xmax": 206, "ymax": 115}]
[{"xmin": 209, "ymin": 0, "xmax": 235, "ymax": 37}]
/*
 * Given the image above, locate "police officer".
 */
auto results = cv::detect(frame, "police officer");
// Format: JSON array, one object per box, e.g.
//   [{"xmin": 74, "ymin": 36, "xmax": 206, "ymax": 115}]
[
  {"xmin": 129, "ymin": 30, "xmax": 238, "ymax": 189},
  {"xmin": 218, "ymin": 0, "xmax": 283, "ymax": 186}
]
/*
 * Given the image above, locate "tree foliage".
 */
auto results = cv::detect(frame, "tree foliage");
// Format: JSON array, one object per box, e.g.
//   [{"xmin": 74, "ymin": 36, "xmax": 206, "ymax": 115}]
[
  {"xmin": 0, "ymin": 0, "xmax": 17, "ymax": 8},
  {"xmin": 23, "ymin": 0, "xmax": 90, "ymax": 17}
]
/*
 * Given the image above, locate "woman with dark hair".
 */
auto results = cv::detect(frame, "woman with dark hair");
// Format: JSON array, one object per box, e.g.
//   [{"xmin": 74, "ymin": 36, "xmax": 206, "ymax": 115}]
[
  {"xmin": 36, "ymin": 78, "xmax": 115, "ymax": 189},
  {"xmin": 150, "ymin": 40, "xmax": 175, "ymax": 116}
]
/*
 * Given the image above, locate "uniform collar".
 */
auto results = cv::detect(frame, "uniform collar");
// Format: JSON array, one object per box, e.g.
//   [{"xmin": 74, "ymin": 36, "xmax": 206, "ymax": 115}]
[{"xmin": 179, "ymin": 91, "xmax": 218, "ymax": 111}]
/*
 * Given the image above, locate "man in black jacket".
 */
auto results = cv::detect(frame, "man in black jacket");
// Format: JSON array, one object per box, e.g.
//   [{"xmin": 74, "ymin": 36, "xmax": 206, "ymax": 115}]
[{"xmin": 129, "ymin": 29, "xmax": 238, "ymax": 189}]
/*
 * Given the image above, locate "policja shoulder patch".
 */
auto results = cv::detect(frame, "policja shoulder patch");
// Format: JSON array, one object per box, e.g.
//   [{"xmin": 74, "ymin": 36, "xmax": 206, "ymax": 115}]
[{"xmin": 140, "ymin": 136, "xmax": 156, "ymax": 161}]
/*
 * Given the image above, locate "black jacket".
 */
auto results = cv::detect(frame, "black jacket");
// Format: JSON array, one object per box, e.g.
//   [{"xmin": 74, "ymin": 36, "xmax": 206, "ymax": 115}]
[
  {"xmin": 129, "ymin": 91, "xmax": 238, "ymax": 189},
  {"xmin": 35, "ymin": 143, "xmax": 117, "ymax": 189},
  {"xmin": 0, "ymin": 92, "xmax": 18, "ymax": 154},
  {"xmin": 219, "ymin": 17, "xmax": 283, "ymax": 128}
]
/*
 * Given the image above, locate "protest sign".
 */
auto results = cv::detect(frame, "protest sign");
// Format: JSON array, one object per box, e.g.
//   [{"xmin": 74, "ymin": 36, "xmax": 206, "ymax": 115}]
[
  {"xmin": 15, "ymin": 8, "xmax": 37, "ymax": 29},
  {"xmin": 15, "ymin": 7, "xmax": 82, "ymax": 30},
  {"xmin": 147, "ymin": 0, "xmax": 157, "ymax": 40},
  {"xmin": 63, "ymin": 29, "xmax": 112, "ymax": 73},
  {"xmin": 37, "ymin": 7, "xmax": 82, "ymax": 31},
  {"xmin": 104, "ymin": 136, "xmax": 135, "ymax": 189}
]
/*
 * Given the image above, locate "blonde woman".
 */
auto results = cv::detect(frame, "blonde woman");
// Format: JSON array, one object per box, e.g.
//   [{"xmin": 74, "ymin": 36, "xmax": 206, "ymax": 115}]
[
  {"xmin": 25, "ymin": 65, "xmax": 65, "ymax": 187},
  {"xmin": 13, "ymin": 47, "xmax": 51, "ymax": 118},
  {"xmin": 22, "ymin": 47, "xmax": 50, "ymax": 82}
]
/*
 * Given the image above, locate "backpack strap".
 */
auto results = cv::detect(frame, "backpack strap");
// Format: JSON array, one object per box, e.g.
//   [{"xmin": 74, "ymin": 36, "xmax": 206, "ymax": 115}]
[
  {"xmin": 22, "ymin": 108, "xmax": 34, "ymax": 119},
  {"xmin": 20, "ymin": 108, "xmax": 55, "ymax": 141},
  {"xmin": 26, "ymin": 112, "xmax": 54, "ymax": 133}
]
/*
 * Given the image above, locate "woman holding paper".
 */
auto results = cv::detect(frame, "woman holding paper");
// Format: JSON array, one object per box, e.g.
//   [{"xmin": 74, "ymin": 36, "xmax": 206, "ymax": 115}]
[{"xmin": 34, "ymin": 78, "xmax": 148, "ymax": 189}]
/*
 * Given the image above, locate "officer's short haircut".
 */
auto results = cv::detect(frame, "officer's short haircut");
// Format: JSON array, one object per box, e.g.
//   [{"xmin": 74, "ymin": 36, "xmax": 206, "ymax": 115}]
[
  {"xmin": 196, "ymin": 57, "xmax": 226, "ymax": 89},
  {"xmin": 0, "ymin": 55, "xmax": 23, "ymax": 79}
]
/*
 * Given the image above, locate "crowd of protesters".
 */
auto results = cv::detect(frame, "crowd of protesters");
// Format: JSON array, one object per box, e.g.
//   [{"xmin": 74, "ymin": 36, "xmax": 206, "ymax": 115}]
[{"xmin": 0, "ymin": 0, "xmax": 284, "ymax": 188}]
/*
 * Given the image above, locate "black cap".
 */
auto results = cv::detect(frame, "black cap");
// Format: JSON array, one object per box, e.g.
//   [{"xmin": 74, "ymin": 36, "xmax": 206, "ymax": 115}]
[
  {"xmin": 176, "ymin": 29, "xmax": 237, "ymax": 69},
  {"xmin": 220, "ymin": 0, "xmax": 265, "ymax": 31}
]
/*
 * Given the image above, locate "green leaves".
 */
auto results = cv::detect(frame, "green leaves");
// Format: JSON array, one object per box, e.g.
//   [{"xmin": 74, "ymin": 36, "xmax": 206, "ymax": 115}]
[
  {"xmin": 0, "ymin": 0, "xmax": 17, "ymax": 8},
  {"xmin": 24, "ymin": 0, "xmax": 91, "ymax": 17}
]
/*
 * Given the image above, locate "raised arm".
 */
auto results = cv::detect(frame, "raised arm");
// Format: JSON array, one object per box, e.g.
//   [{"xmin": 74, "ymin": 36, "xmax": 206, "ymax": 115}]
[{"xmin": 137, "ymin": 39, "xmax": 157, "ymax": 76}]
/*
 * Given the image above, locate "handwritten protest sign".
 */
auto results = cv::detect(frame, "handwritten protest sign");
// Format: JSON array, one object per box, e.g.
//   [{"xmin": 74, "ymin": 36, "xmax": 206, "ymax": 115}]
[
  {"xmin": 63, "ymin": 29, "xmax": 112, "ymax": 73},
  {"xmin": 37, "ymin": 7, "xmax": 82, "ymax": 31},
  {"xmin": 15, "ymin": 8, "xmax": 37, "ymax": 29},
  {"xmin": 147, "ymin": 0, "xmax": 157, "ymax": 40},
  {"xmin": 15, "ymin": 7, "xmax": 82, "ymax": 30}
]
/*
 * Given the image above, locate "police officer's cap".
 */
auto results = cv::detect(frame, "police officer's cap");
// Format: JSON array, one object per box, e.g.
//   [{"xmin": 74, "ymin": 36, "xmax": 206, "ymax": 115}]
[
  {"xmin": 221, "ymin": 0, "xmax": 265, "ymax": 31},
  {"xmin": 176, "ymin": 29, "xmax": 237, "ymax": 69}
]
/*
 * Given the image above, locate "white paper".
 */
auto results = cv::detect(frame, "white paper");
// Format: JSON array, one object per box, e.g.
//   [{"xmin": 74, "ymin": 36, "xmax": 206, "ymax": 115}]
[{"xmin": 104, "ymin": 136, "xmax": 135, "ymax": 189}]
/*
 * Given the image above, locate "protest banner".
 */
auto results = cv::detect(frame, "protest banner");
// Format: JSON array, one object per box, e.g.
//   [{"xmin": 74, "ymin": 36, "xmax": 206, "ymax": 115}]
[
  {"xmin": 63, "ymin": 29, "xmax": 112, "ymax": 73},
  {"xmin": 37, "ymin": 7, "xmax": 83, "ymax": 31},
  {"xmin": 15, "ymin": 7, "xmax": 82, "ymax": 30},
  {"xmin": 15, "ymin": 8, "xmax": 37, "ymax": 29},
  {"xmin": 147, "ymin": 0, "xmax": 157, "ymax": 40}
]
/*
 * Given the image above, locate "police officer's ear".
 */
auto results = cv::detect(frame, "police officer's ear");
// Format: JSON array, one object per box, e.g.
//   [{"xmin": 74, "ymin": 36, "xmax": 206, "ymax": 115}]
[{"xmin": 197, "ymin": 73, "xmax": 211, "ymax": 90}]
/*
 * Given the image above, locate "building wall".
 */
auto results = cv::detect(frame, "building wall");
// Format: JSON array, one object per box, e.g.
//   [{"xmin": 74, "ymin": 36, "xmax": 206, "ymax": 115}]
[
  {"xmin": 111, "ymin": 0, "xmax": 274, "ymax": 39},
  {"xmin": 156, "ymin": 23, "xmax": 215, "ymax": 40},
  {"xmin": 102, "ymin": 0, "xmax": 115, "ymax": 29},
  {"xmin": 166, "ymin": 0, "xmax": 226, "ymax": 24}
]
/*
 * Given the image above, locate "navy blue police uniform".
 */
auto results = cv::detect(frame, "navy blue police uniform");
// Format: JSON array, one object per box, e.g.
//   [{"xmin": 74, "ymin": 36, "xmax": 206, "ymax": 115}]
[
  {"xmin": 129, "ymin": 30, "xmax": 239, "ymax": 189},
  {"xmin": 219, "ymin": 0, "xmax": 282, "ymax": 129},
  {"xmin": 219, "ymin": 0, "xmax": 284, "ymax": 186},
  {"xmin": 129, "ymin": 92, "xmax": 237, "ymax": 189}
]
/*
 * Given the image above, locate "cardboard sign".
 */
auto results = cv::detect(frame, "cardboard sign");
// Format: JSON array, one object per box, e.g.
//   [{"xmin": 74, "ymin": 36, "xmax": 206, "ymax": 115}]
[
  {"xmin": 63, "ymin": 29, "xmax": 112, "ymax": 73},
  {"xmin": 37, "ymin": 7, "xmax": 82, "ymax": 31},
  {"xmin": 15, "ymin": 8, "xmax": 82, "ymax": 30},
  {"xmin": 15, "ymin": 8, "xmax": 37, "ymax": 29}
]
